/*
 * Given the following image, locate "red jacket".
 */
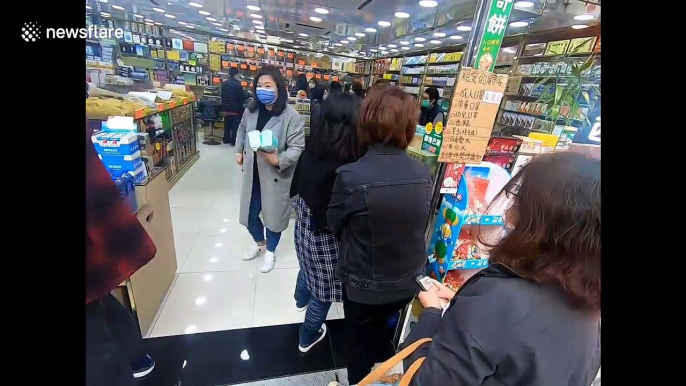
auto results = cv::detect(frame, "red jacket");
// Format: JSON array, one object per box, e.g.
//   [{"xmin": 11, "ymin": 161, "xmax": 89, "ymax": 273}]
[{"xmin": 86, "ymin": 126, "xmax": 156, "ymax": 304}]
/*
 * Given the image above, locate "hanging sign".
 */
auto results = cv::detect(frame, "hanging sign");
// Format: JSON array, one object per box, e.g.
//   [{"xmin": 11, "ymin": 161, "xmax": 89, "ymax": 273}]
[
  {"xmin": 208, "ymin": 40, "xmax": 226, "ymax": 54},
  {"xmin": 544, "ymin": 39, "xmax": 571, "ymax": 56},
  {"xmin": 475, "ymin": 0, "xmax": 515, "ymax": 72},
  {"xmin": 421, "ymin": 122, "xmax": 444, "ymax": 155},
  {"xmin": 209, "ymin": 54, "xmax": 221, "ymax": 71},
  {"xmin": 438, "ymin": 67, "xmax": 508, "ymax": 164}
]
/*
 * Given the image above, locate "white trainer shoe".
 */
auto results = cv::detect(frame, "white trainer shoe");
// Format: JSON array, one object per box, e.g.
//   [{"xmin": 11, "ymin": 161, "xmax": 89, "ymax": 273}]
[
  {"xmin": 242, "ymin": 244, "xmax": 265, "ymax": 261},
  {"xmin": 260, "ymin": 251, "xmax": 276, "ymax": 273}
]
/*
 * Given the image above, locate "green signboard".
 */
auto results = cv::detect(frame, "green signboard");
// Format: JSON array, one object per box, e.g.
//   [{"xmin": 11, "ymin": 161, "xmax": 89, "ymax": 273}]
[{"xmin": 475, "ymin": 0, "xmax": 515, "ymax": 72}]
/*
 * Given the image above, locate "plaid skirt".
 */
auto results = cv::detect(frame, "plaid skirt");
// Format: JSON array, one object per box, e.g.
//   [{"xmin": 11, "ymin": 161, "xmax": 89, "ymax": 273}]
[{"xmin": 294, "ymin": 196, "xmax": 343, "ymax": 303}]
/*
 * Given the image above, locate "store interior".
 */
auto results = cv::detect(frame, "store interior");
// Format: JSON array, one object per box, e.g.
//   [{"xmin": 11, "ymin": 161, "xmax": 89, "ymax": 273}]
[{"xmin": 86, "ymin": 0, "xmax": 600, "ymax": 385}]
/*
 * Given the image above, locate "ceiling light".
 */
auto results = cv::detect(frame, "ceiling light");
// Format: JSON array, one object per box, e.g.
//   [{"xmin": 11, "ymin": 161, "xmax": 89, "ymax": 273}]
[
  {"xmin": 155, "ymin": 22, "xmax": 162, "ymax": 25},
  {"xmin": 206, "ymin": 16, "xmax": 217, "ymax": 21},
  {"xmin": 314, "ymin": 7, "xmax": 329, "ymax": 14},
  {"xmin": 401, "ymin": 46, "xmax": 410, "ymax": 50},
  {"xmin": 574, "ymin": 14, "xmax": 596, "ymax": 21},
  {"xmin": 145, "ymin": 21, "xmax": 154, "ymax": 25},
  {"xmin": 395, "ymin": 12, "xmax": 410, "ymax": 18},
  {"xmin": 310, "ymin": 16, "xmax": 322, "ymax": 22},
  {"xmin": 419, "ymin": 1, "xmax": 439, "ymax": 7},
  {"xmin": 100, "ymin": 12, "xmax": 111, "ymax": 17},
  {"xmin": 352, "ymin": 33, "xmax": 364, "ymax": 38},
  {"xmin": 450, "ymin": 35, "xmax": 463, "ymax": 39},
  {"xmin": 369, "ymin": 49, "xmax": 378, "ymax": 52},
  {"xmin": 514, "ymin": 1, "xmax": 534, "ymax": 8},
  {"xmin": 378, "ymin": 46, "xmax": 386, "ymax": 50},
  {"xmin": 178, "ymin": 21, "xmax": 188, "ymax": 25},
  {"xmin": 388, "ymin": 44, "xmax": 397, "ymax": 48},
  {"xmin": 145, "ymin": 18, "xmax": 154, "ymax": 23},
  {"xmin": 347, "ymin": 36, "xmax": 356, "ymax": 40},
  {"xmin": 341, "ymin": 40, "xmax": 349, "ymax": 44},
  {"xmin": 299, "ymin": 32, "xmax": 308, "ymax": 37},
  {"xmin": 86, "ymin": 5, "xmax": 91, "ymax": 9},
  {"xmin": 509, "ymin": 21, "xmax": 529, "ymax": 27},
  {"xmin": 456, "ymin": 25, "xmax": 472, "ymax": 31},
  {"xmin": 378, "ymin": 21, "xmax": 391, "ymax": 27},
  {"xmin": 111, "ymin": 5, "xmax": 125, "ymax": 10},
  {"xmin": 233, "ymin": 25, "xmax": 241, "ymax": 30},
  {"xmin": 415, "ymin": 37, "xmax": 426, "ymax": 42},
  {"xmin": 250, "ymin": 13, "xmax": 262, "ymax": 18},
  {"xmin": 252, "ymin": 19, "xmax": 263, "ymax": 24},
  {"xmin": 414, "ymin": 43, "xmax": 424, "ymax": 47},
  {"xmin": 133, "ymin": 14, "xmax": 144, "ymax": 18},
  {"xmin": 189, "ymin": 2, "xmax": 203, "ymax": 8},
  {"xmin": 212, "ymin": 22, "xmax": 222, "ymax": 26},
  {"xmin": 153, "ymin": 7, "xmax": 165, "ymax": 13},
  {"xmin": 247, "ymin": 5, "xmax": 261, "ymax": 11},
  {"xmin": 165, "ymin": 14, "xmax": 176, "ymax": 19},
  {"xmin": 571, "ymin": 24, "xmax": 589, "ymax": 29},
  {"xmin": 390, "ymin": 48, "xmax": 399, "ymax": 52},
  {"xmin": 187, "ymin": 25, "xmax": 195, "ymax": 28},
  {"xmin": 400, "ymin": 41, "xmax": 410, "ymax": 45},
  {"xmin": 365, "ymin": 27, "xmax": 377, "ymax": 32},
  {"xmin": 430, "ymin": 40, "xmax": 441, "ymax": 44},
  {"xmin": 254, "ymin": 24, "xmax": 264, "ymax": 29},
  {"xmin": 335, "ymin": 43, "xmax": 343, "ymax": 46},
  {"xmin": 381, "ymin": 51, "xmax": 389, "ymax": 55},
  {"xmin": 433, "ymin": 32, "xmax": 446, "ymax": 37},
  {"xmin": 199, "ymin": 10, "xmax": 210, "ymax": 15},
  {"xmin": 97, "ymin": 0, "xmax": 107, "ymax": 2},
  {"xmin": 219, "ymin": 28, "xmax": 228, "ymax": 32}
]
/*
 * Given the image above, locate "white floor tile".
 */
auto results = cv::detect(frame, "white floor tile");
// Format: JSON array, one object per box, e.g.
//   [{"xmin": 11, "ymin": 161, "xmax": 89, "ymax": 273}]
[
  {"xmin": 169, "ymin": 189, "xmax": 219, "ymax": 209},
  {"xmin": 179, "ymin": 235, "xmax": 252, "ymax": 273},
  {"xmin": 173, "ymin": 235, "xmax": 196, "ymax": 273},
  {"xmin": 170, "ymin": 207, "xmax": 208, "ymax": 237},
  {"xmin": 149, "ymin": 271, "xmax": 256, "ymax": 337}
]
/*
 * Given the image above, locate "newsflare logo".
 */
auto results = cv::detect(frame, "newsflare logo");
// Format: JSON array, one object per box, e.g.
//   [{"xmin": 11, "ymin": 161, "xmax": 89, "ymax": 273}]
[{"xmin": 21, "ymin": 23, "xmax": 124, "ymax": 42}]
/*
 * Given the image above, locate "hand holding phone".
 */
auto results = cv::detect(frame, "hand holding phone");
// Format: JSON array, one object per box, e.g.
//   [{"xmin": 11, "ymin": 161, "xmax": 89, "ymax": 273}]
[{"xmin": 416, "ymin": 275, "xmax": 434, "ymax": 291}]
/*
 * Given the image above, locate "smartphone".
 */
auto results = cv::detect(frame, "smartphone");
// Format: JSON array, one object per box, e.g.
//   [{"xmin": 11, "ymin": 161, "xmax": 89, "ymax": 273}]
[{"xmin": 415, "ymin": 275, "xmax": 434, "ymax": 291}]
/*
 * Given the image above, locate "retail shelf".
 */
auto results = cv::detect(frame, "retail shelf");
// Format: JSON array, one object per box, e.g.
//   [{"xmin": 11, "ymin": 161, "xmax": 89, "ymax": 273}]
[
  {"xmin": 462, "ymin": 214, "xmax": 503, "ymax": 226},
  {"xmin": 517, "ymin": 51, "xmax": 600, "ymax": 61},
  {"xmin": 494, "ymin": 62, "xmax": 513, "ymax": 67},
  {"xmin": 423, "ymin": 84, "xmax": 452, "ymax": 88},
  {"xmin": 427, "ymin": 61, "xmax": 461, "ymax": 65}
]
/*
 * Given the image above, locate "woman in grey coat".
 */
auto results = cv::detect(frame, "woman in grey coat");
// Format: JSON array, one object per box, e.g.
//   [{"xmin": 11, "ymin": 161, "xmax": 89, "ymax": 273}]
[{"xmin": 235, "ymin": 66, "xmax": 305, "ymax": 273}]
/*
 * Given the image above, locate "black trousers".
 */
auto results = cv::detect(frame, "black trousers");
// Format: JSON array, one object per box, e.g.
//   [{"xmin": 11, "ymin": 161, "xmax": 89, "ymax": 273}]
[
  {"xmin": 224, "ymin": 114, "xmax": 241, "ymax": 145},
  {"xmin": 342, "ymin": 293, "xmax": 413, "ymax": 385},
  {"xmin": 86, "ymin": 294, "xmax": 146, "ymax": 386}
]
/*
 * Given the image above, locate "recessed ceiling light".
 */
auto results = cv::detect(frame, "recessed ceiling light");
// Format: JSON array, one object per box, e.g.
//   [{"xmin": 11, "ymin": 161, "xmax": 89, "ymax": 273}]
[
  {"xmin": 450, "ymin": 35, "xmax": 463, "ymax": 39},
  {"xmin": 414, "ymin": 43, "xmax": 424, "ymax": 47},
  {"xmin": 401, "ymin": 46, "xmax": 410, "ymax": 50},
  {"xmin": 206, "ymin": 16, "xmax": 217, "ymax": 21},
  {"xmin": 133, "ymin": 14, "xmax": 144, "ymax": 18},
  {"xmin": 145, "ymin": 19, "xmax": 154, "ymax": 23},
  {"xmin": 355, "ymin": 32, "xmax": 366, "ymax": 37},
  {"xmin": 86, "ymin": 5, "xmax": 92, "ymax": 9},
  {"xmin": 457, "ymin": 25, "xmax": 472, "ymax": 31},
  {"xmin": 574, "ymin": 14, "xmax": 595, "ymax": 21},
  {"xmin": 165, "ymin": 14, "xmax": 176, "ymax": 19},
  {"xmin": 100, "ymin": 12, "xmax": 111, "ymax": 17},
  {"xmin": 369, "ymin": 48, "xmax": 378, "ymax": 52},
  {"xmin": 430, "ymin": 40, "xmax": 441, "ymax": 44},
  {"xmin": 155, "ymin": 22, "xmax": 163, "ymax": 25},
  {"xmin": 212, "ymin": 22, "xmax": 222, "ymax": 26},
  {"xmin": 310, "ymin": 16, "xmax": 322, "ymax": 22},
  {"xmin": 395, "ymin": 12, "xmax": 410, "ymax": 18},
  {"xmin": 314, "ymin": 7, "xmax": 329, "ymax": 14},
  {"xmin": 365, "ymin": 27, "xmax": 377, "ymax": 32},
  {"xmin": 250, "ymin": 14, "xmax": 262, "ymax": 18},
  {"xmin": 433, "ymin": 32, "xmax": 446, "ymax": 37},
  {"xmin": 378, "ymin": 21, "xmax": 391, "ymax": 27},
  {"xmin": 199, "ymin": 10, "xmax": 210, "ymax": 15},
  {"xmin": 189, "ymin": 2, "xmax": 203, "ymax": 8},
  {"xmin": 341, "ymin": 40, "xmax": 349, "ymax": 44},
  {"xmin": 299, "ymin": 32, "xmax": 308, "ymax": 37},
  {"xmin": 509, "ymin": 21, "xmax": 529, "ymax": 27},
  {"xmin": 514, "ymin": 1, "xmax": 535, "ymax": 8},
  {"xmin": 219, "ymin": 28, "xmax": 228, "ymax": 32},
  {"xmin": 419, "ymin": 0, "xmax": 439, "ymax": 7},
  {"xmin": 388, "ymin": 44, "xmax": 397, "ymax": 48},
  {"xmin": 252, "ymin": 19, "xmax": 263, "ymax": 24},
  {"xmin": 400, "ymin": 41, "xmax": 410, "ymax": 45},
  {"xmin": 335, "ymin": 43, "xmax": 343, "ymax": 46},
  {"xmin": 346, "ymin": 37, "xmax": 356, "ymax": 41},
  {"xmin": 97, "ymin": 0, "xmax": 107, "ymax": 2},
  {"xmin": 111, "ymin": 5, "xmax": 125, "ymax": 10},
  {"xmin": 571, "ymin": 24, "xmax": 589, "ymax": 29},
  {"xmin": 247, "ymin": 5, "xmax": 261, "ymax": 11},
  {"xmin": 255, "ymin": 24, "xmax": 264, "ymax": 29},
  {"xmin": 415, "ymin": 37, "xmax": 426, "ymax": 42},
  {"xmin": 378, "ymin": 46, "xmax": 386, "ymax": 50},
  {"xmin": 145, "ymin": 21, "xmax": 154, "ymax": 26},
  {"xmin": 390, "ymin": 48, "xmax": 399, "ymax": 52},
  {"xmin": 187, "ymin": 25, "xmax": 195, "ymax": 28},
  {"xmin": 153, "ymin": 7, "xmax": 165, "ymax": 13},
  {"xmin": 381, "ymin": 50, "xmax": 389, "ymax": 54}
]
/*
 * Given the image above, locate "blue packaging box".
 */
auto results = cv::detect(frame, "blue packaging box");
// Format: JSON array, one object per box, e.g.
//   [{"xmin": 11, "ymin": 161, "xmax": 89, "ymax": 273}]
[
  {"xmin": 99, "ymin": 151, "xmax": 144, "ymax": 173},
  {"xmin": 92, "ymin": 131, "xmax": 141, "ymax": 156}
]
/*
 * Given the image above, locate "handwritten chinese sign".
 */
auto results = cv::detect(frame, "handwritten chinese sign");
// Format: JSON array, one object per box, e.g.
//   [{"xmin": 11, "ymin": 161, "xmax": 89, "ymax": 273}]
[
  {"xmin": 438, "ymin": 67, "xmax": 508, "ymax": 164},
  {"xmin": 209, "ymin": 54, "xmax": 221, "ymax": 71},
  {"xmin": 475, "ymin": 0, "xmax": 515, "ymax": 71}
]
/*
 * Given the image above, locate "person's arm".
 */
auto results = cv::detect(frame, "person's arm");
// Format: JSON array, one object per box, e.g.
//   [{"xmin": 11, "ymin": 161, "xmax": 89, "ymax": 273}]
[
  {"xmin": 327, "ymin": 173, "xmax": 349, "ymax": 238},
  {"xmin": 275, "ymin": 113, "xmax": 305, "ymax": 172},
  {"xmin": 235, "ymin": 109, "xmax": 249, "ymax": 154}
]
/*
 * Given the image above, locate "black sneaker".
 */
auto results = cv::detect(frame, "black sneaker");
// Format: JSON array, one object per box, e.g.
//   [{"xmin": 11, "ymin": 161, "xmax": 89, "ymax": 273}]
[
  {"xmin": 298, "ymin": 324, "xmax": 327, "ymax": 353},
  {"xmin": 131, "ymin": 354, "xmax": 155, "ymax": 378}
]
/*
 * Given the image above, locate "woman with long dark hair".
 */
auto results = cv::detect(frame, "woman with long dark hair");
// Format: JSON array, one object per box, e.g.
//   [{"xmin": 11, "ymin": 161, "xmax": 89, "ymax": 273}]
[
  {"xmin": 309, "ymin": 84, "xmax": 326, "ymax": 136},
  {"xmin": 398, "ymin": 152, "xmax": 601, "ymax": 386},
  {"xmin": 296, "ymin": 73, "xmax": 310, "ymax": 97},
  {"xmin": 235, "ymin": 66, "xmax": 305, "ymax": 273},
  {"xmin": 290, "ymin": 93, "xmax": 362, "ymax": 353}
]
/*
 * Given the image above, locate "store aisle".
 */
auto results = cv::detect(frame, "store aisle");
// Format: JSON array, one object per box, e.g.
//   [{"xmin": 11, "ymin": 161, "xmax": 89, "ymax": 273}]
[{"xmin": 148, "ymin": 139, "xmax": 344, "ymax": 338}]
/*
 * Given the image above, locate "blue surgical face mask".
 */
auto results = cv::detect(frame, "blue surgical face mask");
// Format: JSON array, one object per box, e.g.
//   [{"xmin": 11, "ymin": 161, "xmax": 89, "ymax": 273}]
[{"xmin": 256, "ymin": 87, "xmax": 277, "ymax": 105}]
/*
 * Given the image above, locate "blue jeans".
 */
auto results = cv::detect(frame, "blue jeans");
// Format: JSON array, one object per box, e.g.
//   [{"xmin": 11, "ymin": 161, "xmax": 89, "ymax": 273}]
[
  {"xmin": 247, "ymin": 173, "xmax": 281, "ymax": 252},
  {"xmin": 295, "ymin": 269, "xmax": 332, "ymax": 346}
]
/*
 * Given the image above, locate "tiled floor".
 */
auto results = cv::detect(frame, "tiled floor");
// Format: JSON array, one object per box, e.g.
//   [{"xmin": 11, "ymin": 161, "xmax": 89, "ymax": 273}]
[{"xmin": 148, "ymin": 139, "xmax": 344, "ymax": 338}]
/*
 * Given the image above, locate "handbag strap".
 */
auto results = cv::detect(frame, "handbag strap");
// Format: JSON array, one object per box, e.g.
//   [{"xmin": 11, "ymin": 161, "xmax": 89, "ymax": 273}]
[
  {"xmin": 358, "ymin": 338, "xmax": 432, "ymax": 386},
  {"xmin": 399, "ymin": 357, "xmax": 426, "ymax": 386}
]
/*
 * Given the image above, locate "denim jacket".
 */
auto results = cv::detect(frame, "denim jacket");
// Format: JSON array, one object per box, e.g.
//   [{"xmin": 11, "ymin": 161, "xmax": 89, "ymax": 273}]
[{"xmin": 327, "ymin": 143, "xmax": 432, "ymax": 303}]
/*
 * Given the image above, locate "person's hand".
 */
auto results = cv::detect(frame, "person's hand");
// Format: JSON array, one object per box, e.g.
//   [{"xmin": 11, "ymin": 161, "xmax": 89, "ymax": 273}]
[
  {"xmin": 430, "ymin": 278, "xmax": 457, "ymax": 302},
  {"xmin": 260, "ymin": 149, "xmax": 279, "ymax": 166},
  {"xmin": 418, "ymin": 286, "xmax": 443, "ymax": 310},
  {"xmin": 235, "ymin": 153, "xmax": 243, "ymax": 166}
]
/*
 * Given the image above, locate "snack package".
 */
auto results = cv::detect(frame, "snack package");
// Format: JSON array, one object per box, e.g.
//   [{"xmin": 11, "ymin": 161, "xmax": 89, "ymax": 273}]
[{"xmin": 247, "ymin": 129, "xmax": 279, "ymax": 153}]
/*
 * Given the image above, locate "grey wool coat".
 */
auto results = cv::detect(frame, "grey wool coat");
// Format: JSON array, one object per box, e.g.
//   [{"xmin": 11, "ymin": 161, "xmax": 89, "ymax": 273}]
[{"xmin": 235, "ymin": 104, "xmax": 305, "ymax": 233}]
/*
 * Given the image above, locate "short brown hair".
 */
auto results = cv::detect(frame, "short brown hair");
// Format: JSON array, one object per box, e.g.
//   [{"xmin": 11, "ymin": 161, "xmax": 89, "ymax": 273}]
[
  {"xmin": 357, "ymin": 85, "xmax": 417, "ymax": 149},
  {"xmin": 481, "ymin": 152, "xmax": 601, "ymax": 312}
]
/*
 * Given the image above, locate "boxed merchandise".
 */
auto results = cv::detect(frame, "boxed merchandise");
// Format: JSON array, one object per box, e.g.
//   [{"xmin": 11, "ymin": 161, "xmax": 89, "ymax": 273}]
[
  {"xmin": 528, "ymin": 132, "xmax": 559, "ymax": 153},
  {"xmin": 99, "ymin": 151, "xmax": 144, "ymax": 173},
  {"xmin": 407, "ymin": 146, "xmax": 438, "ymax": 175},
  {"xmin": 483, "ymin": 154, "xmax": 516, "ymax": 172},
  {"xmin": 485, "ymin": 136, "xmax": 522, "ymax": 155},
  {"xmin": 112, "ymin": 171, "xmax": 138, "ymax": 212},
  {"xmin": 92, "ymin": 131, "xmax": 140, "ymax": 155}
]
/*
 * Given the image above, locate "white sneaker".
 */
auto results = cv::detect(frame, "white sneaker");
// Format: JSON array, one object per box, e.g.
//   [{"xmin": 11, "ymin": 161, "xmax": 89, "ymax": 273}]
[
  {"xmin": 296, "ymin": 303, "xmax": 308, "ymax": 312},
  {"xmin": 242, "ymin": 244, "xmax": 265, "ymax": 261},
  {"xmin": 260, "ymin": 251, "xmax": 276, "ymax": 273}
]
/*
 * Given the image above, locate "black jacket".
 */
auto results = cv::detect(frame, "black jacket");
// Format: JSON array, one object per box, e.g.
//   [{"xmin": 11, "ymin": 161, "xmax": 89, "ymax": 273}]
[
  {"xmin": 327, "ymin": 144, "xmax": 432, "ymax": 304},
  {"xmin": 310, "ymin": 100, "xmax": 324, "ymax": 136},
  {"xmin": 403, "ymin": 263, "xmax": 601, "ymax": 386},
  {"xmin": 221, "ymin": 78, "xmax": 249, "ymax": 114},
  {"xmin": 419, "ymin": 103, "xmax": 445, "ymax": 126}
]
